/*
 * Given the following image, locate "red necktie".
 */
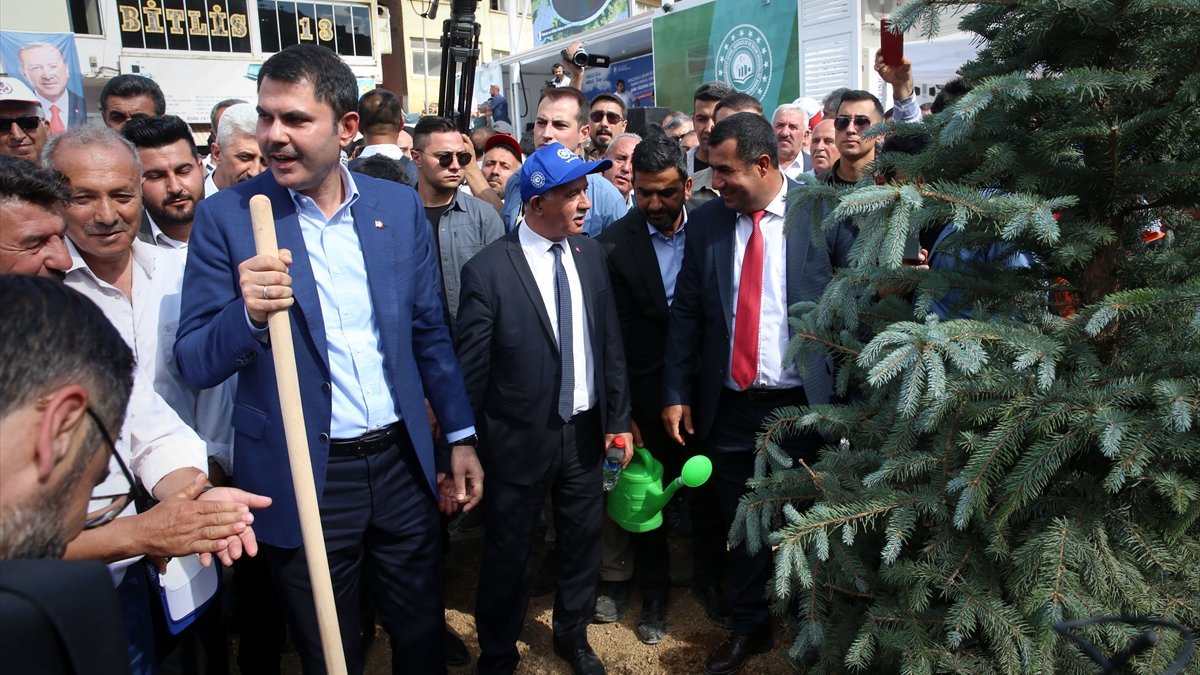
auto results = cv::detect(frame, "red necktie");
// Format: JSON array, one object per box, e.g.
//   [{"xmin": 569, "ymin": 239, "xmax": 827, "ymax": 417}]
[
  {"xmin": 731, "ymin": 209, "xmax": 766, "ymax": 390},
  {"xmin": 49, "ymin": 105, "xmax": 64, "ymax": 135}
]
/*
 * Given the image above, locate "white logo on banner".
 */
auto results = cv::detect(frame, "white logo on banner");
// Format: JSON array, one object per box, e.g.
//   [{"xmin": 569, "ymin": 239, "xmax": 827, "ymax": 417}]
[{"xmin": 715, "ymin": 24, "xmax": 773, "ymax": 100}]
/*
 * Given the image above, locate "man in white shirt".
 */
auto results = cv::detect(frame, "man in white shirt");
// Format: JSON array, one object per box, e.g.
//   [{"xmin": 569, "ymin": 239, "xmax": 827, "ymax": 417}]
[
  {"xmin": 772, "ymin": 103, "xmax": 810, "ymax": 180},
  {"xmin": 206, "ymin": 103, "xmax": 266, "ymax": 197},
  {"xmin": 44, "ymin": 124, "xmax": 269, "ymax": 675},
  {"xmin": 120, "ymin": 114, "xmax": 206, "ymax": 255},
  {"xmin": 601, "ymin": 132, "xmax": 639, "ymax": 210}
]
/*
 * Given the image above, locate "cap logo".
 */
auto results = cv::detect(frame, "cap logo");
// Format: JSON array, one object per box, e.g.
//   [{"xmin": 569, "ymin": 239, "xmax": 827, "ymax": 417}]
[
  {"xmin": 557, "ymin": 148, "xmax": 577, "ymax": 162},
  {"xmin": 0, "ymin": 82, "xmax": 11, "ymax": 95},
  {"xmin": 530, "ymin": 172, "xmax": 546, "ymax": 188}
]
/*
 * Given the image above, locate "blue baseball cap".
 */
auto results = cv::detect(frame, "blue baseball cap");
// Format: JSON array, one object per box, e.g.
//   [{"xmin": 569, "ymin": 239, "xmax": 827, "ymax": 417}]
[{"xmin": 519, "ymin": 142, "xmax": 611, "ymax": 202}]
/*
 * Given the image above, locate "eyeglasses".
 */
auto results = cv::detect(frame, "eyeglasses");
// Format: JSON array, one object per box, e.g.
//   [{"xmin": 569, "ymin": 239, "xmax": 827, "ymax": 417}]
[
  {"xmin": 834, "ymin": 115, "xmax": 874, "ymax": 131},
  {"xmin": 589, "ymin": 110, "xmax": 624, "ymax": 125},
  {"xmin": 83, "ymin": 406, "xmax": 143, "ymax": 530},
  {"xmin": 0, "ymin": 116, "xmax": 42, "ymax": 132},
  {"xmin": 424, "ymin": 150, "xmax": 473, "ymax": 168}
]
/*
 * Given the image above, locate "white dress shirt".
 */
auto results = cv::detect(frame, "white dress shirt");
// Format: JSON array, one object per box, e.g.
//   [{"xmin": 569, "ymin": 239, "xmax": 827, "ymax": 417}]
[
  {"xmin": 725, "ymin": 178, "xmax": 804, "ymax": 390},
  {"xmin": 204, "ymin": 171, "xmax": 219, "ymax": 198},
  {"xmin": 518, "ymin": 221, "xmax": 596, "ymax": 415},
  {"xmin": 358, "ymin": 143, "xmax": 406, "ymax": 161},
  {"xmin": 145, "ymin": 211, "xmax": 189, "ymax": 252}
]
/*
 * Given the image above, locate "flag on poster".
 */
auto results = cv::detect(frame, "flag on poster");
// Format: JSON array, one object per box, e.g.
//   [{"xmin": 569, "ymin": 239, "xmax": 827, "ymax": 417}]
[
  {"xmin": 652, "ymin": 0, "xmax": 799, "ymax": 115},
  {"xmin": 0, "ymin": 31, "xmax": 87, "ymax": 131}
]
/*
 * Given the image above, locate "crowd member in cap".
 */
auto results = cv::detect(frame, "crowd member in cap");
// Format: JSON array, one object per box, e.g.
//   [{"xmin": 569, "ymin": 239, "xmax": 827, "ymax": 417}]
[
  {"xmin": 585, "ymin": 93, "xmax": 627, "ymax": 161},
  {"xmin": 411, "ymin": 115, "xmax": 504, "ymax": 330},
  {"xmin": 0, "ymin": 156, "xmax": 71, "ymax": 276},
  {"xmin": 662, "ymin": 113, "xmax": 856, "ymax": 674},
  {"xmin": 207, "ymin": 103, "xmax": 266, "ymax": 196},
  {"xmin": 0, "ymin": 77, "xmax": 50, "ymax": 164},
  {"xmin": 501, "ymin": 87, "xmax": 626, "ymax": 236},
  {"xmin": 456, "ymin": 124, "xmax": 506, "ymax": 213},
  {"xmin": 0, "ymin": 276, "xmax": 134, "ymax": 675},
  {"xmin": 175, "ymin": 44, "xmax": 482, "ymax": 674},
  {"xmin": 601, "ymin": 132, "xmax": 639, "ymax": 210},
  {"xmin": 98, "ymin": 75, "xmax": 165, "ymax": 132},
  {"xmin": 458, "ymin": 142, "xmax": 632, "ymax": 675},
  {"xmin": 482, "ymin": 132, "xmax": 522, "ymax": 201},
  {"xmin": 15, "ymin": 42, "xmax": 85, "ymax": 132}
]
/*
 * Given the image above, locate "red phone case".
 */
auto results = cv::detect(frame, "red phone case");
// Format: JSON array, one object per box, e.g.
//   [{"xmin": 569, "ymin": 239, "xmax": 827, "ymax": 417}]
[{"xmin": 881, "ymin": 19, "xmax": 904, "ymax": 66}]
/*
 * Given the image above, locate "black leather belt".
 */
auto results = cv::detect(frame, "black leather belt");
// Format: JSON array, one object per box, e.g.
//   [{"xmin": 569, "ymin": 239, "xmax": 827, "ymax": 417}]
[
  {"xmin": 329, "ymin": 422, "xmax": 401, "ymax": 457},
  {"xmin": 725, "ymin": 387, "xmax": 806, "ymax": 405}
]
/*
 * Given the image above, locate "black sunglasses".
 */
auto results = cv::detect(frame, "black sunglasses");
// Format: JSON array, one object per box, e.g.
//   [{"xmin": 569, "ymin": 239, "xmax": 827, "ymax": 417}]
[
  {"xmin": 423, "ymin": 150, "xmax": 473, "ymax": 168},
  {"xmin": 0, "ymin": 116, "xmax": 42, "ymax": 132},
  {"xmin": 834, "ymin": 115, "xmax": 874, "ymax": 131},
  {"xmin": 589, "ymin": 110, "xmax": 624, "ymax": 125},
  {"xmin": 83, "ymin": 406, "xmax": 144, "ymax": 529}
]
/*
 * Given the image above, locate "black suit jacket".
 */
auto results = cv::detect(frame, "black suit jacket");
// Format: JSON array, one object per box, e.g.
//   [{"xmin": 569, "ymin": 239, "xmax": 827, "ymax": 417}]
[
  {"xmin": 661, "ymin": 181, "xmax": 856, "ymax": 439},
  {"xmin": 456, "ymin": 227, "xmax": 631, "ymax": 485},
  {"xmin": 596, "ymin": 207, "xmax": 673, "ymax": 425},
  {"xmin": 0, "ymin": 560, "xmax": 130, "ymax": 675},
  {"xmin": 67, "ymin": 91, "xmax": 87, "ymax": 128}
]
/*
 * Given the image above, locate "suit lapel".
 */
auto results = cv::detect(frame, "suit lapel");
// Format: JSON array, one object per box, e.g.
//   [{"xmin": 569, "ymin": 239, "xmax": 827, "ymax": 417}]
[
  {"xmin": 626, "ymin": 215, "xmax": 669, "ymax": 316},
  {"xmin": 783, "ymin": 182, "xmax": 808, "ymax": 339},
  {"xmin": 568, "ymin": 237, "xmax": 597, "ymax": 342},
  {"xmin": 262, "ymin": 175, "xmax": 330, "ymax": 375},
  {"xmin": 506, "ymin": 235, "xmax": 556, "ymax": 347},
  {"xmin": 714, "ymin": 205, "xmax": 737, "ymax": 335},
  {"xmin": 351, "ymin": 192, "xmax": 401, "ymax": 370}
]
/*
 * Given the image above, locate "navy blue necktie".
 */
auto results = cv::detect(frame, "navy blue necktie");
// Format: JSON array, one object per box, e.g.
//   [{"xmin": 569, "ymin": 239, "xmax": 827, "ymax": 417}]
[{"xmin": 551, "ymin": 243, "xmax": 574, "ymax": 422}]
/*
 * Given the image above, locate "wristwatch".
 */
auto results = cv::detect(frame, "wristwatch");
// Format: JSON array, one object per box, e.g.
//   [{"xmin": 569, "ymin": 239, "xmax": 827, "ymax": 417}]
[{"xmin": 455, "ymin": 434, "xmax": 479, "ymax": 447}]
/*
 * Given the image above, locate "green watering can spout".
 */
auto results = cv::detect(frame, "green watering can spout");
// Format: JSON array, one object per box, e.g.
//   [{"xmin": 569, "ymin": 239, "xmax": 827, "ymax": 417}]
[{"xmin": 607, "ymin": 447, "xmax": 713, "ymax": 533}]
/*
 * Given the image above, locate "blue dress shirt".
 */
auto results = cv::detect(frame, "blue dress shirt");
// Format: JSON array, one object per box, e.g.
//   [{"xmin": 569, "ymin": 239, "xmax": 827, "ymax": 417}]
[{"xmin": 647, "ymin": 208, "xmax": 688, "ymax": 306}]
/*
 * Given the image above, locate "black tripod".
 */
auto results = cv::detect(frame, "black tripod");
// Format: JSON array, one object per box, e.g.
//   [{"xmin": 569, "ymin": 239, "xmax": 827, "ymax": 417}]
[{"xmin": 436, "ymin": 0, "xmax": 481, "ymax": 133}]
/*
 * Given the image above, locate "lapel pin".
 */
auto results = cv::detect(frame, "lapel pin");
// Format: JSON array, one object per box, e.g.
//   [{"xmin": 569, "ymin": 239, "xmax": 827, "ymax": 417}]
[
  {"xmin": 375, "ymin": 220, "xmax": 385, "ymax": 229},
  {"xmin": 574, "ymin": 246, "xmax": 581, "ymax": 253}
]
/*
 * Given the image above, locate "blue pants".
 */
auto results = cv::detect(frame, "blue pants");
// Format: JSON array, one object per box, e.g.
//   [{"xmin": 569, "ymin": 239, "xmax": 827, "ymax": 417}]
[{"xmin": 117, "ymin": 563, "xmax": 157, "ymax": 675}]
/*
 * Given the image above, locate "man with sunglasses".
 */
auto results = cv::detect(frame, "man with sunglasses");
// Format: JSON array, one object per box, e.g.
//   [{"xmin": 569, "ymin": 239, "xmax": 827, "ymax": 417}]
[
  {"xmin": 411, "ymin": 115, "xmax": 504, "ymax": 331},
  {"xmin": 0, "ymin": 76, "xmax": 50, "ymax": 165},
  {"xmin": 585, "ymin": 93, "xmax": 627, "ymax": 161},
  {"xmin": 0, "ymin": 275, "xmax": 135, "ymax": 675},
  {"xmin": 829, "ymin": 90, "xmax": 887, "ymax": 185}
]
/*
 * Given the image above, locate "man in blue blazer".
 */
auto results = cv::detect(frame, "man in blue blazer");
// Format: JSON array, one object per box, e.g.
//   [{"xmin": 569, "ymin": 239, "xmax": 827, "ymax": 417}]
[
  {"xmin": 175, "ymin": 44, "xmax": 483, "ymax": 675},
  {"xmin": 661, "ymin": 113, "xmax": 856, "ymax": 675}
]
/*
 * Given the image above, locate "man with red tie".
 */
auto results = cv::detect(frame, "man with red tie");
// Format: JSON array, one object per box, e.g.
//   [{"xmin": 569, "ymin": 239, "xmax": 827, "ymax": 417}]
[{"xmin": 661, "ymin": 112, "xmax": 857, "ymax": 675}]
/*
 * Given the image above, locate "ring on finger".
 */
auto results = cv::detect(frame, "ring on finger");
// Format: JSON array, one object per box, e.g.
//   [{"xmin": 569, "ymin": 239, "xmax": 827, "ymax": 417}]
[{"xmin": 263, "ymin": 284, "xmax": 270, "ymax": 300}]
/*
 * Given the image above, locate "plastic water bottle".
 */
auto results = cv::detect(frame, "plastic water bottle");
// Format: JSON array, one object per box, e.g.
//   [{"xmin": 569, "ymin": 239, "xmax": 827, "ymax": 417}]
[{"xmin": 602, "ymin": 436, "xmax": 626, "ymax": 492}]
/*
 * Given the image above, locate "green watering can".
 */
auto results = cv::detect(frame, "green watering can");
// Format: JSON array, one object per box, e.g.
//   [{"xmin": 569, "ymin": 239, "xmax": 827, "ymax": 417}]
[{"xmin": 607, "ymin": 445, "xmax": 713, "ymax": 533}]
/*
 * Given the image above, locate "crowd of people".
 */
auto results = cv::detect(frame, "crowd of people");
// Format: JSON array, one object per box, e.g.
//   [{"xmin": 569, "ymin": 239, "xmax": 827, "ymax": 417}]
[{"xmin": 0, "ymin": 37, "xmax": 966, "ymax": 675}]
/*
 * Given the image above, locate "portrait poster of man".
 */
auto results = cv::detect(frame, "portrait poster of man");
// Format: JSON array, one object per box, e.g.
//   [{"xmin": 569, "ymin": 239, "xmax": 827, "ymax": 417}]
[{"xmin": 0, "ymin": 31, "xmax": 87, "ymax": 131}]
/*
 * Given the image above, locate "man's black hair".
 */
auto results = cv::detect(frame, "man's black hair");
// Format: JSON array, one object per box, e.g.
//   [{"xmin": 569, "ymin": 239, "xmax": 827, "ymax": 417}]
[
  {"xmin": 99, "ymin": 74, "xmax": 166, "ymax": 115},
  {"xmin": 714, "ymin": 92, "xmax": 763, "ymax": 117},
  {"xmin": 359, "ymin": 89, "xmax": 403, "ymax": 136},
  {"xmin": 120, "ymin": 114, "xmax": 199, "ymax": 156},
  {"xmin": 708, "ymin": 112, "xmax": 779, "ymax": 169},
  {"xmin": 631, "ymin": 126, "xmax": 687, "ymax": 181},
  {"xmin": 694, "ymin": 81, "xmax": 736, "ymax": 104},
  {"xmin": 931, "ymin": 77, "xmax": 972, "ymax": 114},
  {"xmin": 0, "ymin": 155, "xmax": 69, "ymax": 208},
  {"xmin": 258, "ymin": 44, "xmax": 358, "ymax": 122},
  {"xmin": 353, "ymin": 156, "xmax": 413, "ymax": 186},
  {"xmin": 412, "ymin": 116, "xmax": 459, "ymax": 150},
  {"xmin": 0, "ymin": 276, "xmax": 135, "ymax": 444},
  {"xmin": 836, "ymin": 90, "xmax": 885, "ymax": 118}
]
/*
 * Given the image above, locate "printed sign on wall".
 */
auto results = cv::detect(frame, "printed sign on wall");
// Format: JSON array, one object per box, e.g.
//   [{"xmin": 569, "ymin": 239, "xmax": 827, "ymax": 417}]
[
  {"xmin": 532, "ymin": 0, "xmax": 630, "ymax": 47},
  {"xmin": 0, "ymin": 31, "xmax": 87, "ymax": 130}
]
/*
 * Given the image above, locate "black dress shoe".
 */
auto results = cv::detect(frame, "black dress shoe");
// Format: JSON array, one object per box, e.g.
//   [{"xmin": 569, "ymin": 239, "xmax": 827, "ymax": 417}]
[
  {"xmin": 635, "ymin": 597, "xmax": 667, "ymax": 645},
  {"xmin": 702, "ymin": 629, "xmax": 772, "ymax": 675},
  {"xmin": 690, "ymin": 584, "xmax": 733, "ymax": 629},
  {"xmin": 553, "ymin": 642, "xmax": 606, "ymax": 675},
  {"xmin": 592, "ymin": 579, "xmax": 630, "ymax": 623},
  {"xmin": 445, "ymin": 627, "xmax": 469, "ymax": 667}
]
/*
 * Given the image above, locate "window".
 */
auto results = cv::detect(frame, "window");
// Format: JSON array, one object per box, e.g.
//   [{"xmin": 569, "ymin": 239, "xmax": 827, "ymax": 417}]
[
  {"xmin": 490, "ymin": 48, "xmax": 508, "ymax": 61},
  {"xmin": 68, "ymin": 0, "xmax": 104, "ymax": 34},
  {"xmin": 411, "ymin": 37, "xmax": 442, "ymax": 77}
]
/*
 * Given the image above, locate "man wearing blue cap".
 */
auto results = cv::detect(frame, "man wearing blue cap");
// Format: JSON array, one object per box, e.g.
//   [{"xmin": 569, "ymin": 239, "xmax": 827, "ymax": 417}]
[{"xmin": 457, "ymin": 142, "xmax": 633, "ymax": 675}]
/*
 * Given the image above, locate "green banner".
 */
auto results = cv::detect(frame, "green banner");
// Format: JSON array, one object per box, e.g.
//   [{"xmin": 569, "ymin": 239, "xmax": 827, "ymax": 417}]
[{"xmin": 652, "ymin": 0, "xmax": 798, "ymax": 114}]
